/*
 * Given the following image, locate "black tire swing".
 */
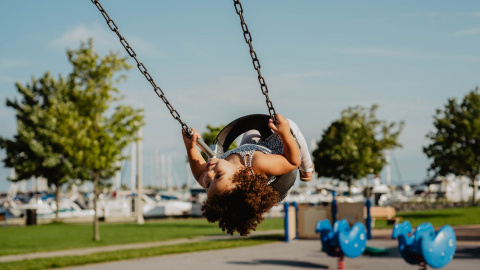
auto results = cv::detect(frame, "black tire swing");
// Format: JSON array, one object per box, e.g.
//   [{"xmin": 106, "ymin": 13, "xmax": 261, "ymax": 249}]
[
  {"xmin": 213, "ymin": 114, "xmax": 298, "ymax": 201},
  {"xmin": 91, "ymin": 0, "xmax": 298, "ymax": 200}
]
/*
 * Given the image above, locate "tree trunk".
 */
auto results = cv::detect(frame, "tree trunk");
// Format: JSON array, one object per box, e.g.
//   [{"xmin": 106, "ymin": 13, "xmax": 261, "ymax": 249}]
[
  {"xmin": 55, "ymin": 184, "xmax": 60, "ymax": 222},
  {"xmin": 93, "ymin": 174, "xmax": 100, "ymax": 241}
]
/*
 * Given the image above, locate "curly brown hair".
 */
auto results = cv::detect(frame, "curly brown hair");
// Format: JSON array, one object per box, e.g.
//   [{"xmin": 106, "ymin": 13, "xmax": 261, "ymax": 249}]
[{"xmin": 201, "ymin": 168, "xmax": 280, "ymax": 236}]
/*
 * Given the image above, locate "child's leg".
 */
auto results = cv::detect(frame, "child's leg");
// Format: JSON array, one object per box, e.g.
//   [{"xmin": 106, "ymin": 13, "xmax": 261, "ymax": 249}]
[
  {"xmin": 240, "ymin": 130, "xmax": 262, "ymax": 145},
  {"xmin": 287, "ymin": 119, "xmax": 314, "ymax": 173}
]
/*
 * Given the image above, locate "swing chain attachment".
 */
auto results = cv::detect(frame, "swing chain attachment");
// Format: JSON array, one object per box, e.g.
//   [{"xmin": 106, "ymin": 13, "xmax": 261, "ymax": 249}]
[
  {"xmin": 91, "ymin": 0, "xmax": 190, "ymax": 135},
  {"xmin": 233, "ymin": 0, "xmax": 277, "ymax": 124},
  {"xmin": 187, "ymin": 128, "xmax": 216, "ymax": 158}
]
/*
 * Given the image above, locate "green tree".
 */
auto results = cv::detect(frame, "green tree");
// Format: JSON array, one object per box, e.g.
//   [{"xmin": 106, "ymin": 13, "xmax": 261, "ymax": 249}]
[
  {"xmin": 200, "ymin": 124, "xmax": 237, "ymax": 160},
  {"xmin": 423, "ymin": 87, "xmax": 480, "ymax": 205},
  {"xmin": 0, "ymin": 72, "xmax": 89, "ymax": 221},
  {"xmin": 60, "ymin": 39, "xmax": 144, "ymax": 241},
  {"xmin": 312, "ymin": 105, "xmax": 404, "ymax": 195}
]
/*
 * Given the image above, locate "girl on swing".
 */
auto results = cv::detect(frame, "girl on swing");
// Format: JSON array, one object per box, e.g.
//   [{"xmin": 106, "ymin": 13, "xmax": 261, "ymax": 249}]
[{"xmin": 182, "ymin": 113, "xmax": 313, "ymax": 236}]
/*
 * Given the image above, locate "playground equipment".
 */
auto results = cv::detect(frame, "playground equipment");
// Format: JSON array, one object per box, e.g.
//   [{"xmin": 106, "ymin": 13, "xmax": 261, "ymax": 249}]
[
  {"xmin": 314, "ymin": 191, "xmax": 367, "ymax": 269},
  {"xmin": 315, "ymin": 219, "xmax": 367, "ymax": 269},
  {"xmin": 285, "ymin": 190, "xmax": 456, "ymax": 269},
  {"xmin": 284, "ymin": 202, "xmax": 298, "ymax": 242},
  {"xmin": 392, "ymin": 221, "xmax": 456, "ymax": 269},
  {"xmin": 283, "ymin": 189, "xmax": 398, "ymax": 239}
]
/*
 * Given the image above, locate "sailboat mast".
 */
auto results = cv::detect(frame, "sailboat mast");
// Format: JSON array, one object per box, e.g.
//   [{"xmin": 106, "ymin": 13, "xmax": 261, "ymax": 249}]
[
  {"xmin": 131, "ymin": 141, "xmax": 136, "ymax": 192},
  {"xmin": 385, "ymin": 150, "xmax": 391, "ymax": 186},
  {"xmin": 136, "ymin": 123, "xmax": 144, "ymax": 225}
]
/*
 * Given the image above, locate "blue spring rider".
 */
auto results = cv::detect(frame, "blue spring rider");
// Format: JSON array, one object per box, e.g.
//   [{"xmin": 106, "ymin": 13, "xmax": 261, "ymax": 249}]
[
  {"xmin": 392, "ymin": 221, "xmax": 456, "ymax": 269},
  {"xmin": 316, "ymin": 219, "xmax": 367, "ymax": 269}
]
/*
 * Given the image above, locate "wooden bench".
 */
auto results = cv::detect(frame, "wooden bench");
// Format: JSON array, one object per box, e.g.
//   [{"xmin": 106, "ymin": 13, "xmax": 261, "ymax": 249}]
[{"xmin": 365, "ymin": 206, "xmax": 401, "ymax": 226}]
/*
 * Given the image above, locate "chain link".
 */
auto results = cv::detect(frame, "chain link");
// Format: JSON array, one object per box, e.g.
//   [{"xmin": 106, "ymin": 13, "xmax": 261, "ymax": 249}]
[
  {"xmin": 233, "ymin": 0, "xmax": 277, "ymax": 123},
  {"xmin": 91, "ymin": 0, "xmax": 190, "ymax": 134},
  {"xmin": 92, "ymin": 0, "xmax": 277, "ymax": 131}
]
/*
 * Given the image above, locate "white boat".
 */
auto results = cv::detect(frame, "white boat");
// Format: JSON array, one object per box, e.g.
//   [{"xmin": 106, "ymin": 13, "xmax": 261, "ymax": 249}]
[
  {"xmin": 142, "ymin": 194, "xmax": 192, "ymax": 218},
  {"xmin": 35, "ymin": 197, "xmax": 95, "ymax": 219},
  {"xmin": 413, "ymin": 175, "xmax": 479, "ymax": 202},
  {"xmin": 6, "ymin": 195, "xmax": 94, "ymax": 219},
  {"xmin": 97, "ymin": 194, "xmax": 132, "ymax": 219},
  {"xmin": 96, "ymin": 191, "xmax": 193, "ymax": 219}
]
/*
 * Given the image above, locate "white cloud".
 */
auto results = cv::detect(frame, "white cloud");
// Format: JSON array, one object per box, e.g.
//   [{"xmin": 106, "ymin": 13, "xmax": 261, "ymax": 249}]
[
  {"xmin": 335, "ymin": 47, "xmax": 416, "ymax": 58},
  {"xmin": 50, "ymin": 25, "xmax": 107, "ymax": 48},
  {"xmin": 49, "ymin": 24, "xmax": 162, "ymax": 57},
  {"xmin": 401, "ymin": 12, "xmax": 450, "ymax": 19},
  {"xmin": 334, "ymin": 47, "xmax": 480, "ymax": 63},
  {"xmin": 453, "ymin": 27, "xmax": 480, "ymax": 36},
  {"xmin": 0, "ymin": 59, "xmax": 26, "ymax": 70},
  {"xmin": 126, "ymin": 36, "xmax": 163, "ymax": 57},
  {"xmin": 0, "ymin": 75, "xmax": 17, "ymax": 83},
  {"xmin": 281, "ymin": 71, "xmax": 333, "ymax": 79},
  {"xmin": 473, "ymin": 12, "xmax": 480, "ymax": 17}
]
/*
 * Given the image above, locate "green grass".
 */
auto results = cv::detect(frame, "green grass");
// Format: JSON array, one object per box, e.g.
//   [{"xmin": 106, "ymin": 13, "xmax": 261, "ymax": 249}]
[
  {"xmin": 0, "ymin": 217, "xmax": 284, "ymax": 256},
  {"xmin": 374, "ymin": 206, "xmax": 480, "ymax": 229},
  {"xmin": 0, "ymin": 235, "xmax": 283, "ymax": 270}
]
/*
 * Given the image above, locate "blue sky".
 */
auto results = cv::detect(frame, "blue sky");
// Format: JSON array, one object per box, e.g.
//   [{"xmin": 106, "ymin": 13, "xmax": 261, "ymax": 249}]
[{"xmin": 1, "ymin": 0, "xmax": 479, "ymax": 192}]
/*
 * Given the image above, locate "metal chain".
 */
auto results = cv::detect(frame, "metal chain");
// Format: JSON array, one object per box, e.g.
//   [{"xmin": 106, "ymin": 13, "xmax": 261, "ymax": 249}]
[
  {"xmin": 92, "ymin": 0, "xmax": 277, "ymax": 131},
  {"xmin": 233, "ymin": 0, "xmax": 277, "ymax": 123},
  {"xmin": 91, "ymin": 0, "xmax": 191, "ymax": 134}
]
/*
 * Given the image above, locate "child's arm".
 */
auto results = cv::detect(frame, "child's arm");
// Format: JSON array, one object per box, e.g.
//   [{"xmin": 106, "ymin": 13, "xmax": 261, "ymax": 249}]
[
  {"xmin": 252, "ymin": 114, "xmax": 302, "ymax": 176},
  {"xmin": 269, "ymin": 114, "xmax": 302, "ymax": 167},
  {"xmin": 182, "ymin": 129, "xmax": 207, "ymax": 186}
]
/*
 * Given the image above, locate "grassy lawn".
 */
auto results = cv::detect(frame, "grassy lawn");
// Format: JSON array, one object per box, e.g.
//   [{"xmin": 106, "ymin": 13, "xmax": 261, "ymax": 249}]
[
  {"xmin": 1, "ymin": 207, "xmax": 478, "ymax": 270},
  {"xmin": 0, "ymin": 217, "xmax": 284, "ymax": 256},
  {"xmin": 374, "ymin": 206, "xmax": 480, "ymax": 229},
  {"xmin": 0, "ymin": 235, "xmax": 283, "ymax": 270}
]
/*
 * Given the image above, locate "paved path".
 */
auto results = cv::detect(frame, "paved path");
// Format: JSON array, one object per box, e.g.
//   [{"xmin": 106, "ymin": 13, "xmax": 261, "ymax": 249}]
[{"xmin": 59, "ymin": 238, "xmax": 479, "ymax": 270}]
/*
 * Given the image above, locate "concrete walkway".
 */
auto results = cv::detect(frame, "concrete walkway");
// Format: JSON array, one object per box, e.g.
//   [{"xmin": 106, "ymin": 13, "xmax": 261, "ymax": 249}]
[{"xmin": 59, "ymin": 237, "xmax": 479, "ymax": 270}]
